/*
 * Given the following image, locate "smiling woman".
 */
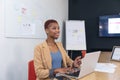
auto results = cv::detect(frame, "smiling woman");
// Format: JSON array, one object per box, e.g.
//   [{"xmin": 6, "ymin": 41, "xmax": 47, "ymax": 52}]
[
  {"xmin": 44, "ymin": 20, "xmax": 60, "ymax": 40},
  {"xmin": 33, "ymin": 19, "xmax": 82, "ymax": 80}
]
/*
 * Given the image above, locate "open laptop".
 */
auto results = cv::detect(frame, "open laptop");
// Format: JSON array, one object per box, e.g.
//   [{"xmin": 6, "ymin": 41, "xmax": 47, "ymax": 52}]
[
  {"xmin": 111, "ymin": 46, "xmax": 120, "ymax": 61},
  {"xmin": 78, "ymin": 51, "xmax": 101, "ymax": 79},
  {"xmin": 56, "ymin": 51, "xmax": 101, "ymax": 79}
]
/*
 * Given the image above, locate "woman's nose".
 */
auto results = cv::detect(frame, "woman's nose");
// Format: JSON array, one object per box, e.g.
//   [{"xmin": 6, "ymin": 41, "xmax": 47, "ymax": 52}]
[{"xmin": 56, "ymin": 29, "xmax": 60, "ymax": 32}]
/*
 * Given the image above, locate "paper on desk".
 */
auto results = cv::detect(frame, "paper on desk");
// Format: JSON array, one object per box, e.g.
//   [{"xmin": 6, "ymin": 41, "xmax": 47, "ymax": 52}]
[{"xmin": 94, "ymin": 63, "xmax": 117, "ymax": 73}]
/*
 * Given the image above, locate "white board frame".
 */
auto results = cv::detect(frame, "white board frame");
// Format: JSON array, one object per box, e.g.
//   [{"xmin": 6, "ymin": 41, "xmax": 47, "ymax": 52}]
[
  {"xmin": 65, "ymin": 20, "xmax": 86, "ymax": 50},
  {"xmin": 4, "ymin": 0, "xmax": 46, "ymax": 39}
]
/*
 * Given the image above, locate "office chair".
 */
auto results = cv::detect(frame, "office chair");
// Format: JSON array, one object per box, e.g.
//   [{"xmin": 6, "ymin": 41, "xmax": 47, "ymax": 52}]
[
  {"xmin": 81, "ymin": 50, "xmax": 86, "ymax": 58},
  {"xmin": 28, "ymin": 60, "xmax": 36, "ymax": 80}
]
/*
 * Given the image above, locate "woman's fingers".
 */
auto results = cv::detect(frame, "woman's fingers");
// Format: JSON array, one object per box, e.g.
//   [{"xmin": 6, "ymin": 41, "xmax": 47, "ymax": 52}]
[{"xmin": 76, "ymin": 56, "xmax": 81, "ymax": 60}]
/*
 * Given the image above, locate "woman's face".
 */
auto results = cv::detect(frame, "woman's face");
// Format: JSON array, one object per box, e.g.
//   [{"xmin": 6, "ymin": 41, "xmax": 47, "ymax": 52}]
[{"xmin": 46, "ymin": 22, "xmax": 60, "ymax": 39}]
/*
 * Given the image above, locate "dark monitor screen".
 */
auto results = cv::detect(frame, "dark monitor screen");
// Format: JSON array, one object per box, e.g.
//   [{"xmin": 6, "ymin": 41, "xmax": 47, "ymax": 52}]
[{"xmin": 99, "ymin": 15, "xmax": 120, "ymax": 37}]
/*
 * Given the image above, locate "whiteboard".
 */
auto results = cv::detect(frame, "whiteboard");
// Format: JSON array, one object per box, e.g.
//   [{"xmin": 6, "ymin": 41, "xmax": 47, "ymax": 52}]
[
  {"xmin": 65, "ymin": 20, "xmax": 86, "ymax": 50},
  {"xmin": 4, "ymin": 0, "xmax": 47, "ymax": 39}
]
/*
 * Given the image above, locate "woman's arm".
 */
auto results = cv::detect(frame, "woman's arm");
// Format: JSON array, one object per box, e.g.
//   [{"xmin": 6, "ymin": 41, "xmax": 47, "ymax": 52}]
[{"xmin": 34, "ymin": 46, "xmax": 50, "ymax": 79}]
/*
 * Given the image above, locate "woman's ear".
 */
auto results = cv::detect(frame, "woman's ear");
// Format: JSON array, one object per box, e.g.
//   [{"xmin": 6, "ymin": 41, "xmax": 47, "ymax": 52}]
[{"xmin": 45, "ymin": 29, "xmax": 49, "ymax": 34}]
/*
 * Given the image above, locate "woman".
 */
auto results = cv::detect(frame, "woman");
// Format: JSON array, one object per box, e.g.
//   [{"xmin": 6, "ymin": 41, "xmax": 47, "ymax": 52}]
[{"xmin": 34, "ymin": 19, "xmax": 81, "ymax": 80}]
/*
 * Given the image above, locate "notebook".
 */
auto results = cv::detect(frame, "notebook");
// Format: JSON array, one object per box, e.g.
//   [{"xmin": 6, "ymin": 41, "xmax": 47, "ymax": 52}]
[{"xmin": 56, "ymin": 51, "xmax": 101, "ymax": 79}]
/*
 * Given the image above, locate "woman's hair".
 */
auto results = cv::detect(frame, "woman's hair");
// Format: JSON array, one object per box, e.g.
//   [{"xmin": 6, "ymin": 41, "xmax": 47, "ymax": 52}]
[{"xmin": 44, "ymin": 19, "xmax": 58, "ymax": 29}]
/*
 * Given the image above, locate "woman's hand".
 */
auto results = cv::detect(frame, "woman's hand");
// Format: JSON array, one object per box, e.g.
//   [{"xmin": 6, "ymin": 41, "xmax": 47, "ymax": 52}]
[
  {"xmin": 54, "ymin": 67, "xmax": 80, "ymax": 75},
  {"xmin": 54, "ymin": 68, "xmax": 70, "ymax": 74},
  {"xmin": 54, "ymin": 67, "xmax": 77, "ymax": 74},
  {"xmin": 73, "ymin": 56, "xmax": 82, "ymax": 68}
]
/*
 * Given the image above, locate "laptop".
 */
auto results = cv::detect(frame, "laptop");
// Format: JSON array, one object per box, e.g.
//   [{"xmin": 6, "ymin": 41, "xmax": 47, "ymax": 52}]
[
  {"xmin": 78, "ymin": 51, "xmax": 101, "ymax": 78},
  {"xmin": 111, "ymin": 46, "xmax": 120, "ymax": 61},
  {"xmin": 56, "ymin": 51, "xmax": 101, "ymax": 79}
]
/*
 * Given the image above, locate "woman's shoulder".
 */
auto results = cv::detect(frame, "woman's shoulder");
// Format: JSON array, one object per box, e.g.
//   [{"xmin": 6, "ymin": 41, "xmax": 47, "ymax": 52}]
[{"xmin": 34, "ymin": 41, "xmax": 46, "ymax": 49}]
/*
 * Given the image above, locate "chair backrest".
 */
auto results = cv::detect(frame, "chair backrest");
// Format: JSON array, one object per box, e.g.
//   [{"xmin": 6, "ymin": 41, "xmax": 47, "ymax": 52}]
[
  {"xmin": 81, "ymin": 50, "xmax": 86, "ymax": 58},
  {"xmin": 28, "ymin": 60, "xmax": 36, "ymax": 80}
]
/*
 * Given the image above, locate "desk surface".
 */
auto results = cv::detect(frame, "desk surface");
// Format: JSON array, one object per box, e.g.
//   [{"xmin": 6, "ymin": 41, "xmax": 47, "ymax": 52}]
[{"xmin": 78, "ymin": 61, "xmax": 120, "ymax": 80}]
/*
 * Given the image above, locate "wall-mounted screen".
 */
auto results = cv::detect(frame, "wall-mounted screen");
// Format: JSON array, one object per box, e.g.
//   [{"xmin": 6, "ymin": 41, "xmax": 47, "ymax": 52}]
[{"xmin": 99, "ymin": 15, "xmax": 120, "ymax": 37}]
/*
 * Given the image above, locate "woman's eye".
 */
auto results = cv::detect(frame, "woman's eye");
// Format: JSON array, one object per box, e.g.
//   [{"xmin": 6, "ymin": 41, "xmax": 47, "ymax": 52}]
[
  {"xmin": 52, "ymin": 27, "xmax": 56, "ymax": 30},
  {"xmin": 51, "ymin": 26, "xmax": 59, "ymax": 30}
]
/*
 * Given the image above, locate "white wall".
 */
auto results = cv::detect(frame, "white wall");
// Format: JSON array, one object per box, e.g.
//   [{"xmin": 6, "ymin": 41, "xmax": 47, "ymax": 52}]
[{"xmin": 0, "ymin": 0, "xmax": 68, "ymax": 80}]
